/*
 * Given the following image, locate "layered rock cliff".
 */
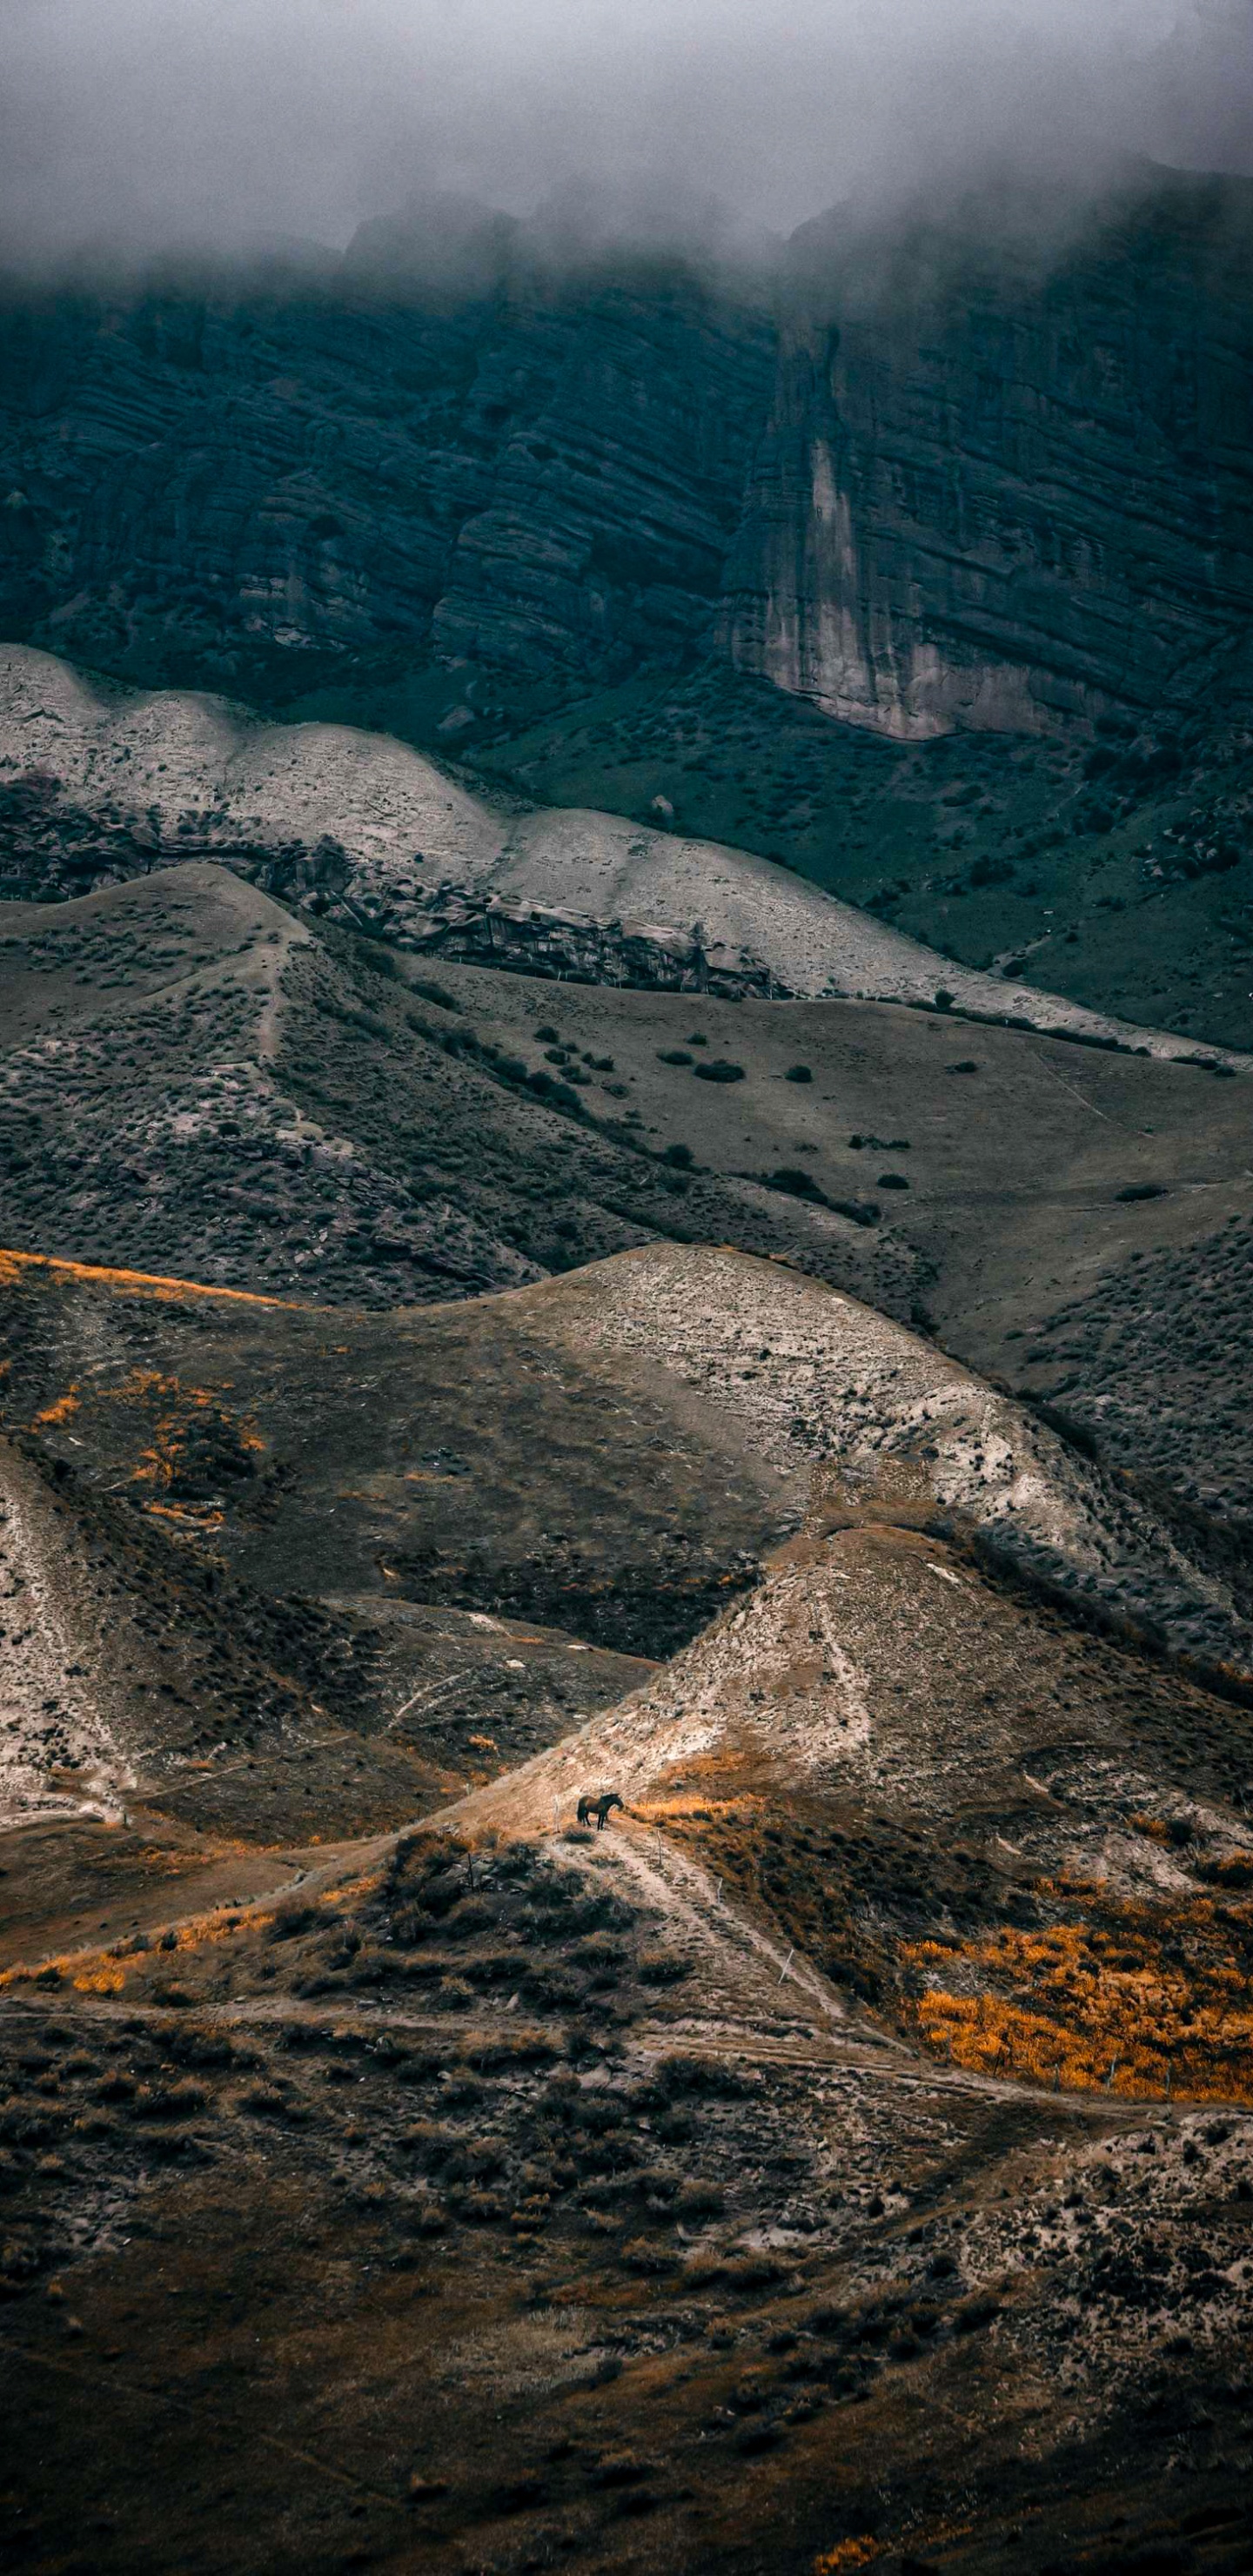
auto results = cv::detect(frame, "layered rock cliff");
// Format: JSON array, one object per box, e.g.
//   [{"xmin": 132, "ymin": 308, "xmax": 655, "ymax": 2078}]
[
  {"xmin": 0, "ymin": 236, "xmax": 774, "ymax": 696},
  {"xmin": 0, "ymin": 165, "xmax": 1250, "ymax": 745},
  {"xmin": 722, "ymin": 168, "xmax": 1253, "ymax": 739}
]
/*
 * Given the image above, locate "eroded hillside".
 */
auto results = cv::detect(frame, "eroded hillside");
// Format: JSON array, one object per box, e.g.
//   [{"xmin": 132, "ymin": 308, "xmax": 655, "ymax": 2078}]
[
  {"xmin": 3, "ymin": 159, "xmax": 1253, "ymax": 2576},
  {"xmin": 3, "ymin": 858, "xmax": 1253, "ymax": 1534},
  {"xmin": 1, "ymin": 1245, "xmax": 1252, "ymax": 2574}
]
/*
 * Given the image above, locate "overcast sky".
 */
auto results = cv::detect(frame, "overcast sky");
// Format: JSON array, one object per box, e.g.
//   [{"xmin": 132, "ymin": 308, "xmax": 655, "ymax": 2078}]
[{"xmin": 2, "ymin": 0, "xmax": 1250, "ymax": 265}]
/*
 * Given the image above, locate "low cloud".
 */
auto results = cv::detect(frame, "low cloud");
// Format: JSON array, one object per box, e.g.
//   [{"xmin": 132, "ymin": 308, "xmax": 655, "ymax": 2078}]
[{"xmin": 0, "ymin": 0, "xmax": 1249, "ymax": 269}]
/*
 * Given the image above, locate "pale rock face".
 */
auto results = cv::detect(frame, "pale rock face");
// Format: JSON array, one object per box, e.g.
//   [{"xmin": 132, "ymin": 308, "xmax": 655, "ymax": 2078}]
[
  {"xmin": 722, "ymin": 171, "xmax": 1253, "ymax": 739},
  {"xmin": 731, "ymin": 421, "xmax": 1062, "ymax": 741}
]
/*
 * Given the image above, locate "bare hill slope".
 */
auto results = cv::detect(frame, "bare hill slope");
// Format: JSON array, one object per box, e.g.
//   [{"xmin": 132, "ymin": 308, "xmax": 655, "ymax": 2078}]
[
  {"xmin": 1, "ymin": 1238, "xmax": 1252, "ymax": 2574},
  {"xmin": 2, "ymin": 643, "xmax": 1246, "ymax": 1057},
  {"xmin": 0, "ymin": 862, "xmax": 921, "ymax": 1313},
  {"xmin": 3, "ymin": 855, "xmax": 1253, "ymax": 1529},
  {"xmin": 4, "ymin": 1243, "xmax": 1249, "ymax": 1695}
]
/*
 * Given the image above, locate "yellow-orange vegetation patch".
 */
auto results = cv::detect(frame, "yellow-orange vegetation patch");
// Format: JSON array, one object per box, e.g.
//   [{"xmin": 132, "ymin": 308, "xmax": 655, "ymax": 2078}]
[
  {"xmin": 633, "ymin": 1747, "xmax": 767, "ymax": 1822},
  {"xmin": 814, "ymin": 2540, "xmax": 879, "ymax": 2575},
  {"xmin": 318, "ymin": 1868, "xmax": 385, "ymax": 1908},
  {"xmin": 634, "ymin": 1791, "xmax": 764, "ymax": 1828},
  {"xmin": 905, "ymin": 1882, "xmax": 1253, "ymax": 2103},
  {"xmin": 0, "ymin": 1897, "xmax": 274, "ymax": 1995},
  {"xmin": 0, "ymin": 1246, "xmax": 306, "ymax": 1308},
  {"xmin": 164, "ymin": 1909, "xmax": 265, "ymax": 1954},
  {"xmin": 32, "ymin": 1385, "xmax": 80, "ymax": 1426},
  {"xmin": 95, "ymin": 1368, "xmax": 270, "ymax": 1493},
  {"xmin": 0, "ymin": 1954, "xmax": 123, "ymax": 1996},
  {"xmin": 135, "ymin": 1844, "xmax": 243, "ymax": 1878},
  {"xmin": 141, "ymin": 1501, "xmax": 225, "ymax": 1530},
  {"xmin": 1206, "ymin": 1852, "xmax": 1253, "ymax": 1890},
  {"xmin": 653, "ymin": 1779, "xmax": 1253, "ymax": 2110}
]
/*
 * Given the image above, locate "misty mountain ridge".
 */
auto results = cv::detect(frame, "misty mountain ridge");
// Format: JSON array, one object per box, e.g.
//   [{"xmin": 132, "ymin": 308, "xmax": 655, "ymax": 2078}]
[{"xmin": 2, "ymin": 145, "xmax": 1249, "ymax": 739}]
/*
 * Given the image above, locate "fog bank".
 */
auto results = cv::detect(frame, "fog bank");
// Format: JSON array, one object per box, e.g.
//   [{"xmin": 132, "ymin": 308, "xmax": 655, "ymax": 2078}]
[{"xmin": 1, "ymin": 0, "xmax": 1250, "ymax": 268}]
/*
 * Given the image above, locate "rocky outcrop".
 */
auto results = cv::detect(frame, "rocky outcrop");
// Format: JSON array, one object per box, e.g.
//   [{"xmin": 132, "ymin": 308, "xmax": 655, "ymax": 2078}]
[
  {"xmin": 723, "ymin": 167, "xmax": 1253, "ymax": 739},
  {"xmin": 321, "ymin": 880, "xmax": 787, "ymax": 996}
]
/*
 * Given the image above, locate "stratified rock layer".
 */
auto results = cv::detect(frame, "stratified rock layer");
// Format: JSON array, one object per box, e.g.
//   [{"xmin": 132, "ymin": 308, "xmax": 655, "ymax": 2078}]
[
  {"xmin": 723, "ymin": 169, "xmax": 1253, "ymax": 738},
  {"xmin": 0, "ymin": 245, "xmax": 774, "ymax": 692},
  {"xmin": 1, "ymin": 167, "xmax": 1250, "ymax": 747}
]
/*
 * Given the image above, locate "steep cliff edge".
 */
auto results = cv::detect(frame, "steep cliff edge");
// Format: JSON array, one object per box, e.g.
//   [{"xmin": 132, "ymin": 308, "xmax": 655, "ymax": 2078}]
[
  {"xmin": 2, "ymin": 167, "xmax": 1249, "ymax": 744},
  {"xmin": 723, "ymin": 166, "xmax": 1253, "ymax": 740}
]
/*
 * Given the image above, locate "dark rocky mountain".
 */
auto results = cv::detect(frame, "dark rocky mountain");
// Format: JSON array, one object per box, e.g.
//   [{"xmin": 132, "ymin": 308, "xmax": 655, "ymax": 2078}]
[
  {"xmin": 724, "ymin": 164, "xmax": 1253, "ymax": 739},
  {"xmin": 3, "ymin": 164, "xmax": 1251, "ymax": 1046},
  {"xmin": 0, "ymin": 230, "xmax": 776, "ymax": 697},
  {"xmin": 2, "ymin": 164, "xmax": 1250, "ymax": 738}
]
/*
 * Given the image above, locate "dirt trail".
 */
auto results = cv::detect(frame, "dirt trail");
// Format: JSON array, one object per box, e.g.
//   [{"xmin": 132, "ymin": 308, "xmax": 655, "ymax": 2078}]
[
  {"xmin": 0, "ymin": 1828, "xmax": 396, "ymax": 1986},
  {"xmin": 571, "ymin": 1820, "xmax": 863, "ymax": 2039},
  {"xmin": 0, "ymin": 1789, "xmax": 1180, "ymax": 2130},
  {"xmin": 0, "ymin": 1981, "xmax": 1167, "ymax": 2126},
  {"xmin": 249, "ymin": 908, "xmax": 311, "ymax": 1063}
]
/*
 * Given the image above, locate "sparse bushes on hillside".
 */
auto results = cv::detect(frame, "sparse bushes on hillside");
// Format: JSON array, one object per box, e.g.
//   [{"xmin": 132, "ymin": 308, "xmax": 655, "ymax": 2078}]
[{"xmin": 764, "ymin": 1167, "xmax": 828, "ymax": 1205}]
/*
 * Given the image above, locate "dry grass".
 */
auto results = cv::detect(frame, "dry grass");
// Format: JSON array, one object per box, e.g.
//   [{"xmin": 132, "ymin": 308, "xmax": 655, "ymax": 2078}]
[
  {"xmin": 652, "ymin": 1766, "xmax": 1253, "ymax": 2105},
  {"xmin": 0, "ymin": 1246, "xmax": 302, "ymax": 1307},
  {"xmin": 104, "ymin": 1369, "xmax": 267, "ymax": 1495},
  {"xmin": 813, "ymin": 2539, "xmax": 879, "ymax": 2573},
  {"xmin": 905, "ymin": 1881, "xmax": 1253, "ymax": 2101},
  {"xmin": 31, "ymin": 1386, "xmax": 80, "ymax": 1426}
]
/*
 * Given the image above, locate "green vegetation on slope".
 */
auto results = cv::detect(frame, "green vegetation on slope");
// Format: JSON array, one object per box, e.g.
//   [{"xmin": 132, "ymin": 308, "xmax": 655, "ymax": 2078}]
[{"xmin": 279, "ymin": 652, "xmax": 1253, "ymax": 1052}]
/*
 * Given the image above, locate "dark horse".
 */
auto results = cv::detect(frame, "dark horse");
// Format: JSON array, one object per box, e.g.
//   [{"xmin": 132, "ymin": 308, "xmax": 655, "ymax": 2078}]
[{"xmin": 577, "ymin": 1793, "xmax": 624, "ymax": 1832}]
